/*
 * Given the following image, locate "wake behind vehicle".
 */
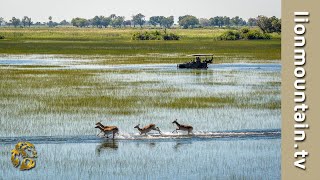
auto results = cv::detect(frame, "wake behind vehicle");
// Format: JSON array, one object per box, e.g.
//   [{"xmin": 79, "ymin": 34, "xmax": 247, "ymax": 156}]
[{"xmin": 178, "ymin": 54, "xmax": 213, "ymax": 69}]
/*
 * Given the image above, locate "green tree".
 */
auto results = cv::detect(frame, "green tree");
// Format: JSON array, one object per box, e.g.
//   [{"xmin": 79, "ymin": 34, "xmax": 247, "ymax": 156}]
[
  {"xmin": 48, "ymin": 16, "xmax": 54, "ymax": 27},
  {"xmin": 132, "ymin": 13, "xmax": 145, "ymax": 27},
  {"xmin": 247, "ymin": 18, "xmax": 257, "ymax": 26},
  {"xmin": 209, "ymin": 16, "xmax": 224, "ymax": 27},
  {"xmin": 110, "ymin": 15, "xmax": 124, "ymax": 27},
  {"xmin": 109, "ymin": 14, "xmax": 116, "ymax": 19},
  {"xmin": 123, "ymin": 20, "xmax": 131, "ymax": 27},
  {"xmin": 239, "ymin": 18, "xmax": 247, "ymax": 26},
  {"xmin": 71, "ymin": 17, "xmax": 80, "ymax": 27},
  {"xmin": 26, "ymin": 17, "xmax": 32, "ymax": 27},
  {"xmin": 71, "ymin": 18, "xmax": 79, "ymax": 27},
  {"xmin": 80, "ymin": 19, "xmax": 89, "ymax": 27},
  {"xmin": 10, "ymin": 17, "xmax": 21, "ymax": 27},
  {"xmin": 178, "ymin": 15, "xmax": 199, "ymax": 29},
  {"xmin": 0, "ymin": 17, "xmax": 3, "ymax": 26},
  {"xmin": 199, "ymin": 18, "xmax": 210, "ymax": 27},
  {"xmin": 101, "ymin": 16, "xmax": 111, "ymax": 28},
  {"xmin": 149, "ymin": 16, "xmax": 160, "ymax": 27},
  {"xmin": 223, "ymin": 16, "xmax": 230, "ymax": 26},
  {"xmin": 231, "ymin": 16, "xmax": 241, "ymax": 26},
  {"xmin": 217, "ymin": 16, "xmax": 224, "ymax": 27},
  {"xmin": 209, "ymin": 17, "xmax": 216, "ymax": 26},
  {"xmin": 22, "ymin": 16, "xmax": 28, "ymax": 27},
  {"xmin": 270, "ymin": 16, "xmax": 281, "ymax": 33},
  {"xmin": 149, "ymin": 16, "xmax": 171, "ymax": 28},
  {"xmin": 59, "ymin": 20, "xmax": 69, "ymax": 26},
  {"xmin": 71, "ymin": 17, "xmax": 89, "ymax": 27},
  {"xmin": 158, "ymin": 16, "xmax": 165, "ymax": 27},
  {"xmin": 160, "ymin": 16, "xmax": 174, "ymax": 29},
  {"xmin": 256, "ymin": 15, "xmax": 272, "ymax": 33},
  {"xmin": 91, "ymin": 16, "xmax": 101, "ymax": 27}
]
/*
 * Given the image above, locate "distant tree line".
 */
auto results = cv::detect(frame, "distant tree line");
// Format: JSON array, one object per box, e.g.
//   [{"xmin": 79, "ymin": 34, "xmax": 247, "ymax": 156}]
[
  {"xmin": 0, "ymin": 16, "xmax": 69, "ymax": 27},
  {"xmin": 70, "ymin": 14, "xmax": 174, "ymax": 28},
  {"xmin": 0, "ymin": 14, "xmax": 281, "ymax": 33}
]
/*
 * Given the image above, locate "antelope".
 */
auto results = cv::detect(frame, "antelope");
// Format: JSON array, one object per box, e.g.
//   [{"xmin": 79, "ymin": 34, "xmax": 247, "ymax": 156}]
[
  {"xmin": 134, "ymin": 124, "xmax": 162, "ymax": 135},
  {"xmin": 95, "ymin": 126, "xmax": 119, "ymax": 139},
  {"xmin": 96, "ymin": 121, "xmax": 113, "ymax": 129},
  {"xmin": 172, "ymin": 119, "xmax": 193, "ymax": 135},
  {"xmin": 95, "ymin": 121, "xmax": 119, "ymax": 139},
  {"xmin": 95, "ymin": 121, "xmax": 118, "ymax": 135}
]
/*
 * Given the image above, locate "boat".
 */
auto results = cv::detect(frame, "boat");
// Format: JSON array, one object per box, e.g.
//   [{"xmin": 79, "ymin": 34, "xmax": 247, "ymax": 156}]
[{"xmin": 177, "ymin": 54, "xmax": 213, "ymax": 69}]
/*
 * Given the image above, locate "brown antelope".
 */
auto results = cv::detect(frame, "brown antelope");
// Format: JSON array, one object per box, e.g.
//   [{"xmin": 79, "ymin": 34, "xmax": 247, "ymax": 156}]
[
  {"xmin": 95, "ymin": 126, "xmax": 119, "ymax": 139},
  {"xmin": 95, "ymin": 122, "xmax": 119, "ymax": 139},
  {"xmin": 95, "ymin": 121, "xmax": 118, "ymax": 135},
  {"xmin": 172, "ymin": 119, "xmax": 193, "ymax": 135},
  {"xmin": 134, "ymin": 124, "xmax": 162, "ymax": 135}
]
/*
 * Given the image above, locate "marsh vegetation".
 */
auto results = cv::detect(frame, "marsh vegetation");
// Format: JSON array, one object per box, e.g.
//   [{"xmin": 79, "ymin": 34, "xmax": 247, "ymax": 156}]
[
  {"xmin": 0, "ymin": 27, "xmax": 280, "ymax": 179},
  {"xmin": 0, "ymin": 28, "xmax": 280, "ymax": 64},
  {"xmin": 0, "ymin": 58, "xmax": 280, "ymax": 137}
]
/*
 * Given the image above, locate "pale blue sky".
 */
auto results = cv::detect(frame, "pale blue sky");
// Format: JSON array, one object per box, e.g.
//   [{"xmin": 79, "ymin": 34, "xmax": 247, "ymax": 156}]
[{"xmin": 0, "ymin": 0, "xmax": 280, "ymax": 22}]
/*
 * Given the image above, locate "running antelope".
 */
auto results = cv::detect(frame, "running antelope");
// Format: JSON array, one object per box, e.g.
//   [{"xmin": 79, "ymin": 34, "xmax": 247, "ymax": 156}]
[
  {"xmin": 95, "ymin": 122, "xmax": 119, "ymax": 139},
  {"xmin": 95, "ymin": 121, "xmax": 119, "ymax": 135},
  {"xmin": 134, "ymin": 124, "xmax": 162, "ymax": 135},
  {"xmin": 172, "ymin": 119, "xmax": 193, "ymax": 135}
]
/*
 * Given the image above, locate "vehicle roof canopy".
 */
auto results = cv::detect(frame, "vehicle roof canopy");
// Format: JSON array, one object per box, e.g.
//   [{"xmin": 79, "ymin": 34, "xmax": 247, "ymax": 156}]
[{"xmin": 189, "ymin": 54, "xmax": 213, "ymax": 57}]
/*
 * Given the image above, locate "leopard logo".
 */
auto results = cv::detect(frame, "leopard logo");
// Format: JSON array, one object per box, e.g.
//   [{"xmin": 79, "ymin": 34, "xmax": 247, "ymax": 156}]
[{"xmin": 11, "ymin": 141, "xmax": 38, "ymax": 171}]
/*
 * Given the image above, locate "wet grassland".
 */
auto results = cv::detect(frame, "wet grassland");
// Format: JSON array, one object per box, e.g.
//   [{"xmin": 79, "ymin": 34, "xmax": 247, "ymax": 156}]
[
  {"xmin": 0, "ymin": 28, "xmax": 280, "ymax": 63},
  {"xmin": 0, "ymin": 27, "xmax": 281, "ymax": 179},
  {"xmin": 0, "ymin": 63, "xmax": 280, "ymax": 136},
  {"xmin": 0, "ymin": 27, "xmax": 281, "ymax": 136}
]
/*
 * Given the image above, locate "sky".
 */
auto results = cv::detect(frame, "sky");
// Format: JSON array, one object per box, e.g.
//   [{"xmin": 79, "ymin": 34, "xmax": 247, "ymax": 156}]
[{"xmin": 0, "ymin": 0, "xmax": 280, "ymax": 22}]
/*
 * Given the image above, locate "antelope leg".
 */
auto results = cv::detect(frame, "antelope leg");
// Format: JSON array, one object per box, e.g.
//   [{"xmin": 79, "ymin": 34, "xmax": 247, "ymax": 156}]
[
  {"xmin": 156, "ymin": 127, "xmax": 162, "ymax": 134},
  {"xmin": 172, "ymin": 129, "xmax": 178, "ymax": 133}
]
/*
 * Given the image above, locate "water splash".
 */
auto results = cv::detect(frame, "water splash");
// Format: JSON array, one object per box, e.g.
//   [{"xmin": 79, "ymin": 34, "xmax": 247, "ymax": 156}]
[{"xmin": 0, "ymin": 129, "xmax": 280, "ymax": 144}]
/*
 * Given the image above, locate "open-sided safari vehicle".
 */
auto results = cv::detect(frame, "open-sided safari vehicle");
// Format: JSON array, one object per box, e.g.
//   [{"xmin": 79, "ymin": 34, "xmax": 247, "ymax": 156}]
[{"xmin": 178, "ymin": 54, "xmax": 213, "ymax": 69}]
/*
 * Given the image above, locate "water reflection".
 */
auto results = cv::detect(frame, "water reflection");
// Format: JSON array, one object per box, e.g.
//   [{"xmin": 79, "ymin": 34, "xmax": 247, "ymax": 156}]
[
  {"xmin": 173, "ymin": 140, "xmax": 192, "ymax": 151},
  {"xmin": 134, "ymin": 141, "xmax": 157, "ymax": 148},
  {"xmin": 95, "ymin": 140, "xmax": 118, "ymax": 156},
  {"xmin": 176, "ymin": 69, "xmax": 211, "ymax": 76},
  {"xmin": 0, "ymin": 138, "xmax": 280, "ymax": 179},
  {"xmin": 148, "ymin": 142, "xmax": 156, "ymax": 148},
  {"xmin": 132, "ymin": 139, "xmax": 193, "ymax": 151}
]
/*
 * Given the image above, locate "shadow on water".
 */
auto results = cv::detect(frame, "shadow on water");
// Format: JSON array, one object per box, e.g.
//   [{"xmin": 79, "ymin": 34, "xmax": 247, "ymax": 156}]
[{"xmin": 95, "ymin": 139, "xmax": 119, "ymax": 156}]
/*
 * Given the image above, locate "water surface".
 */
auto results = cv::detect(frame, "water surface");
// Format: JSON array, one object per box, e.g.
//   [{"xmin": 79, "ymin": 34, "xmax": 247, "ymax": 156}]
[{"xmin": 0, "ymin": 56, "xmax": 281, "ymax": 179}]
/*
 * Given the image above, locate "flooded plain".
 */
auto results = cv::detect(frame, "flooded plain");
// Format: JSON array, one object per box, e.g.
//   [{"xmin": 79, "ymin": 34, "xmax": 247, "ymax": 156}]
[{"xmin": 0, "ymin": 55, "xmax": 281, "ymax": 179}]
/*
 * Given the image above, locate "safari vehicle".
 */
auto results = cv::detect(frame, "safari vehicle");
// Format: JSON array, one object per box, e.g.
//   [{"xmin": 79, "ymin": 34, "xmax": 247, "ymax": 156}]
[{"xmin": 177, "ymin": 54, "xmax": 213, "ymax": 69}]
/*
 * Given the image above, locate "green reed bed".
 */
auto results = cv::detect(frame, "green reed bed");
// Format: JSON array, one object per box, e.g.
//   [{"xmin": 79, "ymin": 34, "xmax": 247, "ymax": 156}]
[
  {"xmin": 0, "ymin": 67, "xmax": 280, "ymax": 116},
  {"xmin": 0, "ymin": 28, "xmax": 280, "ymax": 63},
  {"xmin": 0, "ymin": 59, "xmax": 280, "ymax": 136},
  {"xmin": 0, "ymin": 28, "xmax": 280, "ymax": 41},
  {"xmin": 155, "ymin": 96, "xmax": 236, "ymax": 109}
]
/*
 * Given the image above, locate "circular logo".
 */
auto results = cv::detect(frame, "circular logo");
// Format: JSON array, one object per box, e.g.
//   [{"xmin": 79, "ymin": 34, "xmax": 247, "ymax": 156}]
[{"xmin": 11, "ymin": 142, "xmax": 38, "ymax": 171}]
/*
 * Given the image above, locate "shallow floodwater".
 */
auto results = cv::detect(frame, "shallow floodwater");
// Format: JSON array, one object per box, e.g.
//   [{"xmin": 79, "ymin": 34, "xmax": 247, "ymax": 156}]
[
  {"xmin": 1, "ymin": 136, "xmax": 280, "ymax": 180},
  {"xmin": 0, "ymin": 56, "xmax": 281, "ymax": 179}
]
